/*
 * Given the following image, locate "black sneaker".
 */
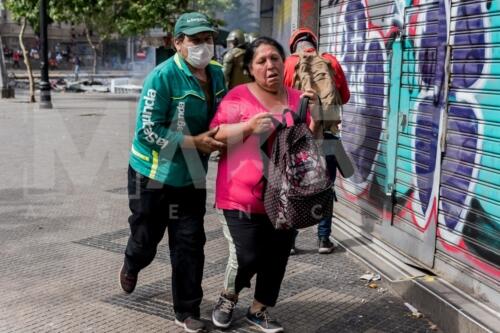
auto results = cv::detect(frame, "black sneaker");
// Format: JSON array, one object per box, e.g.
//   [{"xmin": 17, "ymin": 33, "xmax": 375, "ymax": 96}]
[
  {"xmin": 212, "ymin": 294, "xmax": 236, "ymax": 328},
  {"xmin": 174, "ymin": 316, "xmax": 206, "ymax": 333},
  {"xmin": 246, "ymin": 308, "xmax": 284, "ymax": 333},
  {"xmin": 318, "ymin": 237, "xmax": 335, "ymax": 254},
  {"xmin": 119, "ymin": 263, "xmax": 137, "ymax": 293}
]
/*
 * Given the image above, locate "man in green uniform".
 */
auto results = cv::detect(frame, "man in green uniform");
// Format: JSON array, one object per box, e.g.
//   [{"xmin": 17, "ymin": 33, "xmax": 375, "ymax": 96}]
[
  {"xmin": 119, "ymin": 12, "xmax": 226, "ymax": 333},
  {"xmin": 222, "ymin": 29, "xmax": 251, "ymax": 89}
]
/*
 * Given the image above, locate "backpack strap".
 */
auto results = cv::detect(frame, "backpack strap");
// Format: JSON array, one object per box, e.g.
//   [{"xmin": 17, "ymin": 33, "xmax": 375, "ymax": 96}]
[
  {"xmin": 253, "ymin": 134, "xmax": 269, "ymax": 201},
  {"xmin": 295, "ymin": 96, "xmax": 326, "ymax": 130},
  {"xmin": 294, "ymin": 96, "xmax": 310, "ymax": 124}
]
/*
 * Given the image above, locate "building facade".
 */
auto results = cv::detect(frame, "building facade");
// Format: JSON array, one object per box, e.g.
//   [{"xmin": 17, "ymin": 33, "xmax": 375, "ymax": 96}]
[{"xmin": 0, "ymin": 0, "xmax": 128, "ymax": 70}]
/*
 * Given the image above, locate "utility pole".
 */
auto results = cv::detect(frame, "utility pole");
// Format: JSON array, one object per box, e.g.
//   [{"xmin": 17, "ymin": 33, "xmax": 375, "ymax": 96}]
[{"xmin": 39, "ymin": 0, "xmax": 52, "ymax": 109}]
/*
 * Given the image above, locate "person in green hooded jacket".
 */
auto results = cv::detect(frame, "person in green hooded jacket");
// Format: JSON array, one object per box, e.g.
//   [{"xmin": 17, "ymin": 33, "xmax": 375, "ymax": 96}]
[{"xmin": 119, "ymin": 12, "xmax": 227, "ymax": 333}]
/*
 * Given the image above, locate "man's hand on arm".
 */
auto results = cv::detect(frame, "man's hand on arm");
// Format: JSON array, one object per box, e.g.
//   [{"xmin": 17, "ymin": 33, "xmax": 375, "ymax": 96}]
[{"xmin": 182, "ymin": 127, "xmax": 226, "ymax": 155}]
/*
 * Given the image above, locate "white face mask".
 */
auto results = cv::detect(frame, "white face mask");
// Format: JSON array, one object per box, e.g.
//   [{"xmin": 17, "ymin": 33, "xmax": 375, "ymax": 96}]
[{"xmin": 185, "ymin": 43, "xmax": 214, "ymax": 69}]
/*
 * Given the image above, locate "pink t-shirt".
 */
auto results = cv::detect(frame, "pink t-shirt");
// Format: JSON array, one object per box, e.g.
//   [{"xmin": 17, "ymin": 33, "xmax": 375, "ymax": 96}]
[{"xmin": 210, "ymin": 84, "xmax": 310, "ymax": 214}]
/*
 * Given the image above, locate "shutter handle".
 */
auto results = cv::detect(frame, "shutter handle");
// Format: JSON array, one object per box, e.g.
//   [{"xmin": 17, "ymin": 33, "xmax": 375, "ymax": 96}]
[{"xmin": 400, "ymin": 114, "xmax": 408, "ymax": 131}]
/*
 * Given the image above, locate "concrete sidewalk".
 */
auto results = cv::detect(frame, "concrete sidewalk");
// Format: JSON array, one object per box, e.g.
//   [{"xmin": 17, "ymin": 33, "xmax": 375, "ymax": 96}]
[{"xmin": 0, "ymin": 92, "xmax": 440, "ymax": 333}]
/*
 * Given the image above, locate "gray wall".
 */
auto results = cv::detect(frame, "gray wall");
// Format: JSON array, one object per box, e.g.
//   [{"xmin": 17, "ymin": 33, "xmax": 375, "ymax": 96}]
[
  {"xmin": 222, "ymin": 0, "xmax": 261, "ymax": 34},
  {"xmin": 259, "ymin": 0, "xmax": 274, "ymax": 38}
]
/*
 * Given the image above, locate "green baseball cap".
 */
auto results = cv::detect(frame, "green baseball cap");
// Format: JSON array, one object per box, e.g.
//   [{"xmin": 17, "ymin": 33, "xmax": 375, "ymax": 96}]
[{"xmin": 174, "ymin": 12, "xmax": 216, "ymax": 37}]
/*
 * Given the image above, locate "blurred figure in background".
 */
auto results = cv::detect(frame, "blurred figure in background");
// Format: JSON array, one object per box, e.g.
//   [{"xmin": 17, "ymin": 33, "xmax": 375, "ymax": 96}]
[
  {"xmin": 73, "ymin": 55, "xmax": 81, "ymax": 81},
  {"xmin": 223, "ymin": 29, "xmax": 251, "ymax": 89},
  {"xmin": 12, "ymin": 50, "xmax": 21, "ymax": 69},
  {"xmin": 245, "ymin": 32, "xmax": 259, "ymax": 44}
]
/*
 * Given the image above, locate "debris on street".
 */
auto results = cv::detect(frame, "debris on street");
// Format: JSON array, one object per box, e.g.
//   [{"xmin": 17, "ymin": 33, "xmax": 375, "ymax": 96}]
[
  {"xmin": 405, "ymin": 302, "xmax": 423, "ymax": 318},
  {"xmin": 360, "ymin": 272, "xmax": 381, "ymax": 282},
  {"xmin": 423, "ymin": 275, "xmax": 436, "ymax": 282}
]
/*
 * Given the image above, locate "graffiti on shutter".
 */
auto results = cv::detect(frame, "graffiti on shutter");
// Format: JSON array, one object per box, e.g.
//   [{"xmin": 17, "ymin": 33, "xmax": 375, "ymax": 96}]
[{"xmin": 437, "ymin": 0, "xmax": 500, "ymax": 280}]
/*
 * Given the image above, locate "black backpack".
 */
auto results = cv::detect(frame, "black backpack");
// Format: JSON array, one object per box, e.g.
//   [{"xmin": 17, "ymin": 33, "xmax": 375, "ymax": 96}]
[{"xmin": 261, "ymin": 97, "xmax": 333, "ymax": 230}]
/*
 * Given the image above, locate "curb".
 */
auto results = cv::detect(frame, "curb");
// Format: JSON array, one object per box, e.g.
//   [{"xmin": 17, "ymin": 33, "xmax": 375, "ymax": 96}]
[{"xmin": 331, "ymin": 217, "xmax": 500, "ymax": 333}]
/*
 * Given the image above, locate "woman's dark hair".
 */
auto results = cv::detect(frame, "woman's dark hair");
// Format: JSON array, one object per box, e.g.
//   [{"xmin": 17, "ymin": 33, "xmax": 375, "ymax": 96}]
[{"xmin": 243, "ymin": 36, "xmax": 286, "ymax": 80}]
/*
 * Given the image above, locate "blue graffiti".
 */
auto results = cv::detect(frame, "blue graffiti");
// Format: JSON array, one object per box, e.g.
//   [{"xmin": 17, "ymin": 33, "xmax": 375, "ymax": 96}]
[{"xmin": 342, "ymin": 0, "xmax": 385, "ymax": 187}]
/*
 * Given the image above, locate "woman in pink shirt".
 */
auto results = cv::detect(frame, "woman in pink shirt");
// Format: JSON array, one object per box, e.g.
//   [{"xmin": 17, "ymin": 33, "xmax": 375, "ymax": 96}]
[{"xmin": 209, "ymin": 37, "xmax": 319, "ymax": 333}]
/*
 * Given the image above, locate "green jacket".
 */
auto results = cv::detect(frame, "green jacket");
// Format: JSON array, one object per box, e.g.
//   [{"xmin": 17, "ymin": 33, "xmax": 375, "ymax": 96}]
[{"xmin": 129, "ymin": 53, "xmax": 226, "ymax": 187}]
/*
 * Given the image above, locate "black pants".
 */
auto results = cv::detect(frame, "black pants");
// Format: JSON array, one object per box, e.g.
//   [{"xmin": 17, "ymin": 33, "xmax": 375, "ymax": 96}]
[
  {"xmin": 124, "ymin": 166, "xmax": 207, "ymax": 321},
  {"xmin": 222, "ymin": 210, "xmax": 295, "ymax": 307}
]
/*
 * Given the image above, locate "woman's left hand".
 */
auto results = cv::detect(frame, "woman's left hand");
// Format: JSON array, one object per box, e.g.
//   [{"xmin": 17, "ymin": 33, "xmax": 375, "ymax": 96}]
[
  {"xmin": 300, "ymin": 89, "xmax": 319, "ymax": 104},
  {"xmin": 300, "ymin": 90, "xmax": 323, "ymax": 137}
]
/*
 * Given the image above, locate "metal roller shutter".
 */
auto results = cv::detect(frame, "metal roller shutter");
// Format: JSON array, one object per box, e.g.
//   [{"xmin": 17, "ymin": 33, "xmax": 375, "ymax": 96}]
[
  {"xmin": 316, "ymin": 0, "xmax": 499, "ymax": 307},
  {"xmin": 390, "ymin": 0, "xmax": 442, "ymax": 267},
  {"xmin": 435, "ymin": 0, "xmax": 500, "ymax": 299},
  {"xmin": 318, "ymin": 0, "xmax": 441, "ymax": 267},
  {"xmin": 318, "ymin": 0, "xmax": 395, "ymax": 233}
]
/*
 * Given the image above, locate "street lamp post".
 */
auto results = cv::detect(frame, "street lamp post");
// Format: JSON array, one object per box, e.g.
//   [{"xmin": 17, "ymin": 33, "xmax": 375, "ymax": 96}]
[
  {"xmin": 39, "ymin": 0, "xmax": 52, "ymax": 109},
  {"xmin": 0, "ymin": 37, "xmax": 15, "ymax": 98}
]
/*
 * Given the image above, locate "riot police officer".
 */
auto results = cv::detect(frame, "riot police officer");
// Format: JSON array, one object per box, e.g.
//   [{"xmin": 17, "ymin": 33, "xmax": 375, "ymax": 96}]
[
  {"xmin": 222, "ymin": 29, "xmax": 251, "ymax": 89},
  {"xmin": 245, "ymin": 32, "xmax": 259, "ymax": 44}
]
